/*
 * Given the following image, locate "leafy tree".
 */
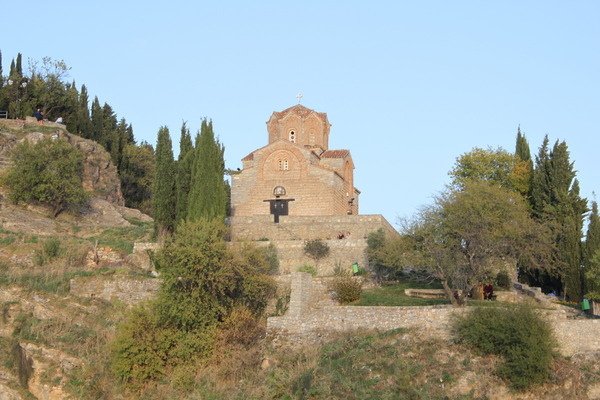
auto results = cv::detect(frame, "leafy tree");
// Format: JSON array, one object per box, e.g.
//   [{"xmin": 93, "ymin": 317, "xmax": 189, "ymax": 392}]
[
  {"xmin": 153, "ymin": 127, "xmax": 176, "ymax": 235},
  {"xmin": 2, "ymin": 138, "xmax": 89, "ymax": 217},
  {"xmin": 397, "ymin": 182, "xmax": 555, "ymax": 305},
  {"xmin": 175, "ymin": 122, "xmax": 194, "ymax": 223},
  {"xmin": 187, "ymin": 120, "xmax": 227, "ymax": 221},
  {"xmin": 449, "ymin": 147, "xmax": 526, "ymax": 193}
]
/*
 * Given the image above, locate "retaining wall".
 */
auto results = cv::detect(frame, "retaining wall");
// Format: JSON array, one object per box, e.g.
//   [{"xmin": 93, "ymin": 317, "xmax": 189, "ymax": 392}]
[{"xmin": 267, "ymin": 273, "xmax": 600, "ymax": 356}]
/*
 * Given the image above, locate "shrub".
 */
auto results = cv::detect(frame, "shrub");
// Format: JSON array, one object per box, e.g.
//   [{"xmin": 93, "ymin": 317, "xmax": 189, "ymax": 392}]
[
  {"xmin": 297, "ymin": 264, "xmax": 317, "ymax": 277},
  {"xmin": 34, "ymin": 238, "xmax": 62, "ymax": 266},
  {"xmin": 329, "ymin": 274, "xmax": 362, "ymax": 304},
  {"xmin": 111, "ymin": 305, "xmax": 215, "ymax": 387},
  {"xmin": 303, "ymin": 239, "xmax": 330, "ymax": 264},
  {"xmin": 2, "ymin": 138, "xmax": 89, "ymax": 217},
  {"xmin": 495, "ymin": 270, "xmax": 511, "ymax": 289},
  {"xmin": 453, "ymin": 305, "xmax": 555, "ymax": 390}
]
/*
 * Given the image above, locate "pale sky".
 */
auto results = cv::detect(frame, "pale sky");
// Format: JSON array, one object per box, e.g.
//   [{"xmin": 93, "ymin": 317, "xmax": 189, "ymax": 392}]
[{"xmin": 2, "ymin": 1, "xmax": 599, "ymax": 225}]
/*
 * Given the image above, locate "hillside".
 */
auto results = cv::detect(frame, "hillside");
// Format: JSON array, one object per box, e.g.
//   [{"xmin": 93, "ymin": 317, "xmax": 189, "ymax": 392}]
[
  {"xmin": 0, "ymin": 119, "xmax": 600, "ymax": 399},
  {"xmin": 0, "ymin": 119, "xmax": 157, "ymax": 399}
]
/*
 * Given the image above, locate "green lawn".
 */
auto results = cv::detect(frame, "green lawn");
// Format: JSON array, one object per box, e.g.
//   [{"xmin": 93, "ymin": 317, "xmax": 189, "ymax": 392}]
[{"xmin": 354, "ymin": 279, "xmax": 450, "ymax": 306}]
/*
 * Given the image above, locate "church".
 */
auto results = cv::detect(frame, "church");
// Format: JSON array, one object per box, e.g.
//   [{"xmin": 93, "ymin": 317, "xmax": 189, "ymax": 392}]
[
  {"xmin": 231, "ymin": 104, "xmax": 360, "ymax": 218},
  {"xmin": 229, "ymin": 103, "xmax": 396, "ymax": 275}
]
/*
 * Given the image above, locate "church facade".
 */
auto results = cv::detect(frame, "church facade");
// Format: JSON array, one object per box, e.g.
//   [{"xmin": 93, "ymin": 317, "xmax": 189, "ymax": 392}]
[{"xmin": 231, "ymin": 104, "xmax": 360, "ymax": 218}]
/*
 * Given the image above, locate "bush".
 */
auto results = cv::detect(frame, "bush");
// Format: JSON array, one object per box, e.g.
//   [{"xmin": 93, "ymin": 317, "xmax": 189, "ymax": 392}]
[
  {"xmin": 111, "ymin": 305, "xmax": 215, "ymax": 387},
  {"xmin": 495, "ymin": 270, "xmax": 511, "ymax": 289},
  {"xmin": 303, "ymin": 239, "xmax": 330, "ymax": 264},
  {"xmin": 453, "ymin": 305, "xmax": 555, "ymax": 390},
  {"xmin": 34, "ymin": 237, "xmax": 62, "ymax": 266},
  {"xmin": 2, "ymin": 138, "xmax": 89, "ymax": 217},
  {"xmin": 297, "ymin": 264, "xmax": 317, "ymax": 277},
  {"xmin": 329, "ymin": 274, "xmax": 362, "ymax": 304}
]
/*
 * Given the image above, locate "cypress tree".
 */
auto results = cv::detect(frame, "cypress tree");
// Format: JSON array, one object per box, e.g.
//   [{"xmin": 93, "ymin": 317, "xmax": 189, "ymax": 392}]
[
  {"xmin": 545, "ymin": 141, "xmax": 587, "ymax": 301},
  {"xmin": 15, "ymin": 53, "xmax": 22, "ymax": 76},
  {"xmin": 90, "ymin": 97, "xmax": 103, "ymax": 143},
  {"xmin": 9, "ymin": 59, "xmax": 15, "ymax": 77},
  {"xmin": 175, "ymin": 122, "xmax": 194, "ymax": 223},
  {"xmin": 77, "ymin": 85, "xmax": 92, "ymax": 138},
  {"xmin": 585, "ymin": 201, "xmax": 600, "ymax": 293},
  {"xmin": 514, "ymin": 126, "xmax": 534, "ymax": 200},
  {"xmin": 187, "ymin": 119, "xmax": 227, "ymax": 221},
  {"xmin": 153, "ymin": 126, "xmax": 176, "ymax": 235},
  {"xmin": 531, "ymin": 135, "xmax": 552, "ymax": 217}
]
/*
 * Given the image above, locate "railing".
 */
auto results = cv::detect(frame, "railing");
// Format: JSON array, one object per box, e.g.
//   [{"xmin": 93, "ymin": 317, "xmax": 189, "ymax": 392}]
[{"xmin": 0, "ymin": 111, "xmax": 7, "ymax": 119}]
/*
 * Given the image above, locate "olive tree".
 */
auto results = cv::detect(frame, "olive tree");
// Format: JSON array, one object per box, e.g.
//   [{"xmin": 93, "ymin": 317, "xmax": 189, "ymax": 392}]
[{"xmin": 399, "ymin": 181, "xmax": 556, "ymax": 305}]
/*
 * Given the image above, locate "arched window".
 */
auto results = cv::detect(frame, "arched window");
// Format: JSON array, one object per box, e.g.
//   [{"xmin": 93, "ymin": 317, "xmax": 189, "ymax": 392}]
[
  {"xmin": 289, "ymin": 130, "xmax": 296, "ymax": 143},
  {"xmin": 278, "ymin": 159, "xmax": 289, "ymax": 171}
]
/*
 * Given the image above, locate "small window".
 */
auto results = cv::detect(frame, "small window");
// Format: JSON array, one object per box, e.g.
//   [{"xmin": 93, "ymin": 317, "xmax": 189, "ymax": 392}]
[
  {"xmin": 278, "ymin": 159, "xmax": 289, "ymax": 171},
  {"xmin": 289, "ymin": 130, "xmax": 296, "ymax": 143}
]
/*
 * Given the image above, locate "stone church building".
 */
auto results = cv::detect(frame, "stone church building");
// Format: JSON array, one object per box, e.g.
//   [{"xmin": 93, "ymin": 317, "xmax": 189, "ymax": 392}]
[
  {"xmin": 231, "ymin": 104, "xmax": 359, "ymax": 218},
  {"xmin": 229, "ymin": 104, "xmax": 397, "ymax": 275}
]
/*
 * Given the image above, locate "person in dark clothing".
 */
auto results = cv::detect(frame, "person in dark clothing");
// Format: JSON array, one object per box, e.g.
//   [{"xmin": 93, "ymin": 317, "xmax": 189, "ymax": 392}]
[
  {"xmin": 33, "ymin": 109, "xmax": 43, "ymax": 123},
  {"xmin": 483, "ymin": 283, "xmax": 494, "ymax": 300}
]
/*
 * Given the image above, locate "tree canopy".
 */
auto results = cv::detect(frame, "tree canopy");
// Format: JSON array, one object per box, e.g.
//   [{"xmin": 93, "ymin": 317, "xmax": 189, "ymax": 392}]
[{"xmin": 2, "ymin": 138, "xmax": 89, "ymax": 217}]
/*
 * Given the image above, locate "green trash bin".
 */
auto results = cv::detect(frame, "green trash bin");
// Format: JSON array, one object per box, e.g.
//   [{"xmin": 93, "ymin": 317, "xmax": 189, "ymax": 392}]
[
  {"xmin": 352, "ymin": 262, "xmax": 359, "ymax": 274},
  {"xmin": 582, "ymin": 298, "xmax": 590, "ymax": 311}
]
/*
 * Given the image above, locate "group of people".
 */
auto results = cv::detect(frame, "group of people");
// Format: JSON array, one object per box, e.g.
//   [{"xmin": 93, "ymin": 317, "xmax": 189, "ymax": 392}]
[{"xmin": 32, "ymin": 109, "xmax": 63, "ymax": 125}]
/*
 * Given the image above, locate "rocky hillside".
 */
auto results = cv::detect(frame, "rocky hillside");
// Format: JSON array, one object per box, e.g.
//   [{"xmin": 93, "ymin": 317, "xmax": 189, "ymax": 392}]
[{"xmin": 0, "ymin": 119, "xmax": 158, "ymax": 399}]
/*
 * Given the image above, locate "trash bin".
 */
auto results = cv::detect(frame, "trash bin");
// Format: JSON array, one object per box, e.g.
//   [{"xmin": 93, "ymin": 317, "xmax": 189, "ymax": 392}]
[
  {"xmin": 582, "ymin": 298, "xmax": 590, "ymax": 311},
  {"xmin": 352, "ymin": 262, "xmax": 359, "ymax": 274}
]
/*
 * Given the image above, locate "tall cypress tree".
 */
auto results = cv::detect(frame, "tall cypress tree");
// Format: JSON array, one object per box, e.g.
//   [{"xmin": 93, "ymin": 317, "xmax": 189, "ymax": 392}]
[
  {"xmin": 76, "ymin": 85, "xmax": 92, "ymax": 138},
  {"xmin": 585, "ymin": 201, "xmax": 600, "ymax": 293},
  {"xmin": 15, "ymin": 53, "xmax": 22, "ymax": 76},
  {"xmin": 175, "ymin": 122, "xmax": 194, "ymax": 223},
  {"xmin": 544, "ymin": 141, "xmax": 587, "ymax": 301},
  {"xmin": 187, "ymin": 119, "xmax": 226, "ymax": 221},
  {"xmin": 153, "ymin": 126, "xmax": 176, "ymax": 235},
  {"xmin": 514, "ymin": 126, "xmax": 534, "ymax": 200},
  {"xmin": 531, "ymin": 135, "xmax": 552, "ymax": 217},
  {"xmin": 90, "ymin": 97, "xmax": 103, "ymax": 143}
]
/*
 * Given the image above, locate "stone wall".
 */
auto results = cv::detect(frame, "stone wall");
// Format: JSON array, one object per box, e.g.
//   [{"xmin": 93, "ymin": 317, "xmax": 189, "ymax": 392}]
[
  {"xmin": 230, "ymin": 214, "xmax": 398, "ymax": 276},
  {"xmin": 267, "ymin": 273, "xmax": 600, "ymax": 356},
  {"xmin": 229, "ymin": 214, "xmax": 397, "ymax": 241},
  {"xmin": 69, "ymin": 276, "xmax": 160, "ymax": 305}
]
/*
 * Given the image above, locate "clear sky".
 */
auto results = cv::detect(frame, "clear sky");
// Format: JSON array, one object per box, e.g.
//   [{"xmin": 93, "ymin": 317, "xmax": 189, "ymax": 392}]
[{"xmin": 2, "ymin": 1, "xmax": 599, "ymax": 225}]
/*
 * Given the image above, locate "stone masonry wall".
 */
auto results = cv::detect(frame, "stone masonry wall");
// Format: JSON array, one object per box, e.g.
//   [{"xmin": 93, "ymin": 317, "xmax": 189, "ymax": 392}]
[
  {"xmin": 229, "ymin": 214, "xmax": 398, "ymax": 241},
  {"xmin": 230, "ymin": 214, "xmax": 398, "ymax": 276},
  {"xmin": 267, "ymin": 273, "xmax": 600, "ymax": 356},
  {"xmin": 271, "ymin": 239, "xmax": 367, "ymax": 275},
  {"xmin": 70, "ymin": 276, "xmax": 160, "ymax": 306}
]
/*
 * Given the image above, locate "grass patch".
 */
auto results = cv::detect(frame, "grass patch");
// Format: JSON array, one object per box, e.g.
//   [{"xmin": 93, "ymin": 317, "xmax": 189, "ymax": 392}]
[
  {"xmin": 89, "ymin": 222, "xmax": 153, "ymax": 254},
  {"xmin": 355, "ymin": 280, "xmax": 449, "ymax": 306},
  {"xmin": 0, "ymin": 270, "xmax": 100, "ymax": 295}
]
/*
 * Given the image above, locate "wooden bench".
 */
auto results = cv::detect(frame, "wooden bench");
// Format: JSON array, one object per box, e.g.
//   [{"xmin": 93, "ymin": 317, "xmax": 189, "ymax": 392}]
[
  {"xmin": 404, "ymin": 288, "xmax": 447, "ymax": 299},
  {"xmin": 0, "ymin": 111, "xmax": 8, "ymax": 119}
]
